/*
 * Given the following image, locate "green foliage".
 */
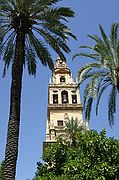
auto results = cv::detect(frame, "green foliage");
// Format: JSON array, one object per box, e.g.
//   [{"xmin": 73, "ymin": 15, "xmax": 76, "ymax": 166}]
[
  {"xmin": 43, "ymin": 140, "xmax": 68, "ymax": 175},
  {"xmin": 0, "ymin": 0, "xmax": 76, "ymax": 76},
  {"xmin": 74, "ymin": 23, "xmax": 119, "ymax": 126},
  {"xmin": 34, "ymin": 130, "xmax": 119, "ymax": 180},
  {"xmin": 0, "ymin": 161, "xmax": 5, "ymax": 180},
  {"xmin": 64, "ymin": 117, "xmax": 87, "ymax": 147}
]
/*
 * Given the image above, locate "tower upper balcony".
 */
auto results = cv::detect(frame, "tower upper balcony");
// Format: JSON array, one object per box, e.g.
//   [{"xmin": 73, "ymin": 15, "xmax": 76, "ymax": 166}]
[{"xmin": 50, "ymin": 57, "xmax": 77, "ymax": 86}]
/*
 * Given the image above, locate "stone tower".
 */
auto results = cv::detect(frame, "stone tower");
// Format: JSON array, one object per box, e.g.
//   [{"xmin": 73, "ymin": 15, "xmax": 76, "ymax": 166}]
[{"xmin": 45, "ymin": 58, "xmax": 83, "ymax": 143}]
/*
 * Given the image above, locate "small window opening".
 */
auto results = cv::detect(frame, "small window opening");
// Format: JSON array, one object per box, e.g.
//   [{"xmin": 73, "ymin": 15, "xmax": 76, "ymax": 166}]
[
  {"xmin": 72, "ymin": 95, "xmax": 77, "ymax": 104},
  {"xmin": 53, "ymin": 94, "xmax": 58, "ymax": 104},
  {"xmin": 61, "ymin": 90, "xmax": 68, "ymax": 103},
  {"xmin": 60, "ymin": 76, "xmax": 65, "ymax": 83},
  {"xmin": 59, "ymin": 59, "xmax": 63, "ymax": 64},
  {"xmin": 57, "ymin": 120, "xmax": 63, "ymax": 126}
]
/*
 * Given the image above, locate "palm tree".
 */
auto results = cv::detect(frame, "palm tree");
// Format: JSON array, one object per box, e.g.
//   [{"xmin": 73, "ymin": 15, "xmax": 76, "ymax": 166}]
[
  {"xmin": 0, "ymin": 161, "xmax": 5, "ymax": 180},
  {"xmin": 73, "ymin": 23, "xmax": 119, "ymax": 127},
  {"xmin": 0, "ymin": 0, "xmax": 76, "ymax": 179},
  {"xmin": 64, "ymin": 117, "xmax": 86, "ymax": 147}
]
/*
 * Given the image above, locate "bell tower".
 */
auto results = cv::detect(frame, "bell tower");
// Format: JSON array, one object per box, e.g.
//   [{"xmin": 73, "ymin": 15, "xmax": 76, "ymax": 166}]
[{"xmin": 45, "ymin": 58, "xmax": 83, "ymax": 143}]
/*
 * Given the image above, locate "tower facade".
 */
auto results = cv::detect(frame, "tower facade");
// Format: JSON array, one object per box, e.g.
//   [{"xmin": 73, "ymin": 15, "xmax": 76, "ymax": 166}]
[{"xmin": 45, "ymin": 58, "xmax": 83, "ymax": 143}]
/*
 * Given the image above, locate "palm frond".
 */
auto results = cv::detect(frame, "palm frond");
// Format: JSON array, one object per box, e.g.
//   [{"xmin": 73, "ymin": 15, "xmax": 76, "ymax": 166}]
[
  {"xmin": 2, "ymin": 31, "xmax": 16, "ymax": 77},
  {"xmin": 38, "ymin": 0, "xmax": 62, "ymax": 6},
  {"xmin": 50, "ymin": 7, "xmax": 75, "ymax": 18},
  {"xmin": 76, "ymin": 23, "xmax": 119, "ymax": 127},
  {"xmin": 64, "ymin": 117, "xmax": 85, "ymax": 140},
  {"xmin": 82, "ymin": 73, "xmax": 105, "ymax": 120},
  {"xmin": 72, "ymin": 53, "xmax": 81, "ymax": 60},
  {"xmin": 108, "ymin": 86, "xmax": 117, "ymax": 127},
  {"xmin": 83, "ymin": 76, "xmax": 97, "ymax": 108},
  {"xmin": 0, "ymin": 26, "xmax": 13, "ymax": 45},
  {"xmin": 33, "ymin": 27, "xmax": 70, "ymax": 53},
  {"xmin": 110, "ymin": 23, "xmax": 119, "ymax": 46},
  {"xmin": 25, "ymin": 49, "xmax": 37, "ymax": 76},
  {"xmin": 64, "ymin": 30, "xmax": 77, "ymax": 40},
  {"xmin": 77, "ymin": 68, "xmax": 92, "ymax": 84},
  {"xmin": 87, "ymin": 34, "xmax": 104, "ymax": 44},
  {"xmin": 99, "ymin": 24, "xmax": 116, "ymax": 62},
  {"xmin": 25, "ymin": 34, "xmax": 37, "ymax": 76},
  {"xmin": 28, "ymin": 31, "xmax": 54, "ymax": 70},
  {"xmin": 88, "ymin": 35, "xmax": 113, "ymax": 62},
  {"xmin": 0, "ymin": 1, "xmax": 13, "ymax": 14},
  {"xmin": 27, "ymin": 56, "xmax": 36, "ymax": 76},
  {"xmin": 77, "ymin": 62, "xmax": 101, "ymax": 82},
  {"xmin": 75, "ymin": 52, "xmax": 100, "ymax": 60},
  {"xmin": 83, "ymin": 83, "xmax": 91, "ymax": 109},
  {"xmin": 99, "ymin": 24, "xmax": 110, "ymax": 48},
  {"xmin": 89, "ymin": 76, "xmax": 99, "ymax": 97},
  {"xmin": 85, "ymin": 98, "xmax": 93, "ymax": 122},
  {"xmin": 110, "ymin": 23, "xmax": 119, "ymax": 66},
  {"xmin": 34, "ymin": 28, "xmax": 68, "ymax": 61},
  {"xmin": 41, "ymin": 21, "xmax": 70, "ymax": 40},
  {"xmin": 79, "ymin": 70, "xmax": 108, "ymax": 85},
  {"xmin": 96, "ymin": 84, "xmax": 109, "ymax": 115},
  {"xmin": 32, "ymin": 5, "xmax": 74, "ymax": 21},
  {"xmin": 116, "ymin": 41, "xmax": 119, "ymax": 64},
  {"xmin": 79, "ymin": 45, "xmax": 94, "ymax": 50}
]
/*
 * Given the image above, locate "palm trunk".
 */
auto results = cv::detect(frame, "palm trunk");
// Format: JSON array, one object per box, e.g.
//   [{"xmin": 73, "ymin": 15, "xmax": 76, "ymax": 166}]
[
  {"xmin": 71, "ymin": 138, "xmax": 76, "ymax": 147},
  {"xmin": 3, "ymin": 31, "xmax": 25, "ymax": 180}
]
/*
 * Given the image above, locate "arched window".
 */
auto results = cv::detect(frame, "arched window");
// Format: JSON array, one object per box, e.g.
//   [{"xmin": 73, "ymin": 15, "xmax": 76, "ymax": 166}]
[
  {"xmin": 53, "ymin": 94, "xmax": 58, "ymax": 104},
  {"xmin": 72, "ymin": 95, "xmax": 77, "ymax": 104},
  {"xmin": 61, "ymin": 90, "xmax": 68, "ymax": 103},
  {"xmin": 60, "ymin": 76, "xmax": 65, "ymax": 83}
]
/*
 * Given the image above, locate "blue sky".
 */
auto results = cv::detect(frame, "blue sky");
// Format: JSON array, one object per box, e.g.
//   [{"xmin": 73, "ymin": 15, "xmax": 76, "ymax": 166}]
[{"xmin": 0, "ymin": 0, "xmax": 119, "ymax": 179}]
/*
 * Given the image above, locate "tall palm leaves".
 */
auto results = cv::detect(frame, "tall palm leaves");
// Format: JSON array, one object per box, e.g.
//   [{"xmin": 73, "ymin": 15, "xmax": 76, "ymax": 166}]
[
  {"xmin": 0, "ymin": 0, "xmax": 76, "ymax": 75},
  {"xmin": 74, "ymin": 23, "xmax": 119, "ymax": 127},
  {"xmin": 64, "ymin": 117, "xmax": 86, "ymax": 147},
  {"xmin": 0, "ymin": 0, "xmax": 76, "ymax": 179}
]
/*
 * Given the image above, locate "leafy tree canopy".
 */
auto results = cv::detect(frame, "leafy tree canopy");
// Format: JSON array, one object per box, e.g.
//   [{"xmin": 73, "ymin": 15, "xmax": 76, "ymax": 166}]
[{"xmin": 34, "ymin": 130, "xmax": 119, "ymax": 180}]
